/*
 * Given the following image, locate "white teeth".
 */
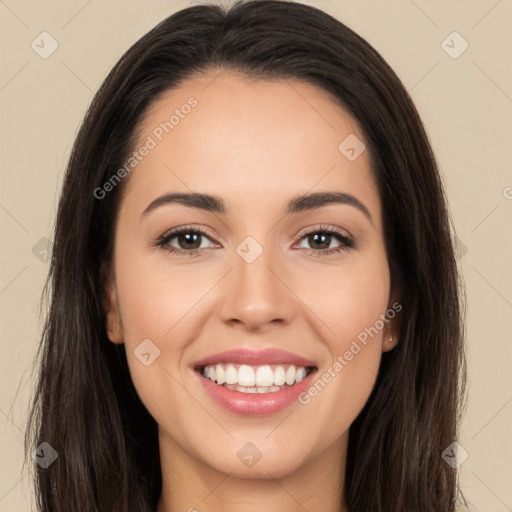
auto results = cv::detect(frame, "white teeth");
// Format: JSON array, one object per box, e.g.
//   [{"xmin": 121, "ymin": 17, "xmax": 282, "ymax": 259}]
[
  {"xmin": 295, "ymin": 367, "xmax": 306, "ymax": 383},
  {"xmin": 285, "ymin": 365, "xmax": 296, "ymax": 385},
  {"xmin": 225, "ymin": 364, "xmax": 238, "ymax": 385},
  {"xmin": 201, "ymin": 362, "xmax": 313, "ymax": 389},
  {"xmin": 224, "ymin": 383, "xmax": 283, "ymax": 394},
  {"xmin": 255, "ymin": 365, "xmax": 274, "ymax": 387},
  {"xmin": 273, "ymin": 366, "xmax": 286, "ymax": 386},
  {"xmin": 238, "ymin": 365, "xmax": 256, "ymax": 386},
  {"xmin": 215, "ymin": 364, "xmax": 225, "ymax": 385}
]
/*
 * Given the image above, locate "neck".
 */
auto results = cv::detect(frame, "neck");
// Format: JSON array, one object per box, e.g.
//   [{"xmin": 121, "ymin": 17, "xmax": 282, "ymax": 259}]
[{"xmin": 156, "ymin": 428, "xmax": 349, "ymax": 512}]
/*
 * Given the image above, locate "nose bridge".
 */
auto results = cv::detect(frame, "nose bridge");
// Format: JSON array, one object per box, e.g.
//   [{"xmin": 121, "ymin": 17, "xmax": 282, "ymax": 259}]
[{"xmin": 218, "ymin": 234, "xmax": 292, "ymax": 328}]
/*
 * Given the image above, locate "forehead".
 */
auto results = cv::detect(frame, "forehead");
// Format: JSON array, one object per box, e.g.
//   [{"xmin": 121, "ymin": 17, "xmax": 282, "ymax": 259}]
[{"xmin": 121, "ymin": 71, "xmax": 381, "ymax": 227}]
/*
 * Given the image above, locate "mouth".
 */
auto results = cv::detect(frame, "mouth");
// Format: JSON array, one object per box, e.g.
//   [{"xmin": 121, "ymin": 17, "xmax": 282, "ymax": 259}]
[
  {"xmin": 191, "ymin": 348, "xmax": 318, "ymax": 415},
  {"xmin": 195, "ymin": 363, "xmax": 317, "ymax": 394}
]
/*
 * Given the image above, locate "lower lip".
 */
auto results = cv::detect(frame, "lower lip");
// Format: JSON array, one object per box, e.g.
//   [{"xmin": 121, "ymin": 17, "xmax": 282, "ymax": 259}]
[{"xmin": 194, "ymin": 369, "xmax": 317, "ymax": 416}]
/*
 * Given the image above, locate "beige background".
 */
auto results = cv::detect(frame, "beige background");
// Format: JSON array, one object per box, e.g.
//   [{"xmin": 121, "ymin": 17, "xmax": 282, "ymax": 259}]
[{"xmin": 1, "ymin": 0, "xmax": 511, "ymax": 510}]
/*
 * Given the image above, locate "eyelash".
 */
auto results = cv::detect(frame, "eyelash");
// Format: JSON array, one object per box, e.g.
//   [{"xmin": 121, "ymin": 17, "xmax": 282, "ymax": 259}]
[{"xmin": 153, "ymin": 224, "xmax": 355, "ymax": 258}]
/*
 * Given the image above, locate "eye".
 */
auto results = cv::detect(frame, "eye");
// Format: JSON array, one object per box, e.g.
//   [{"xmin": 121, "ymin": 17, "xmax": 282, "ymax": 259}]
[
  {"xmin": 154, "ymin": 226, "xmax": 218, "ymax": 256},
  {"xmin": 294, "ymin": 225, "xmax": 355, "ymax": 256},
  {"xmin": 154, "ymin": 224, "xmax": 355, "ymax": 257}
]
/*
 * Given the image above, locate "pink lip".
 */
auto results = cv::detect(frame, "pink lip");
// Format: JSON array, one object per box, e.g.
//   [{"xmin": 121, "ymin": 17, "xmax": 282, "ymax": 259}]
[
  {"xmin": 192, "ymin": 348, "xmax": 317, "ymax": 368},
  {"xmin": 194, "ymin": 367, "xmax": 318, "ymax": 416},
  {"xmin": 191, "ymin": 348, "xmax": 318, "ymax": 416}
]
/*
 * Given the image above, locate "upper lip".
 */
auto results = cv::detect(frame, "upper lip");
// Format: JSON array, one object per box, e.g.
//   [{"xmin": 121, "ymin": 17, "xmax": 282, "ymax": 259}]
[{"xmin": 193, "ymin": 348, "xmax": 317, "ymax": 369}]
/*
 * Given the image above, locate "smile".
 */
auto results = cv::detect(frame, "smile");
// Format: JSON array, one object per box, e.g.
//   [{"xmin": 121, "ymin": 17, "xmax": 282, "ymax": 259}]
[
  {"xmin": 192, "ymin": 348, "xmax": 318, "ymax": 415},
  {"xmin": 200, "ymin": 363, "xmax": 315, "ymax": 393}
]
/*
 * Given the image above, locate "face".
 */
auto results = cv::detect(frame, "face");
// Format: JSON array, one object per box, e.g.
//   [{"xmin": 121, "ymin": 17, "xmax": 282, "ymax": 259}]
[{"xmin": 104, "ymin": 71, "xmax": 399, "ymax": 480}]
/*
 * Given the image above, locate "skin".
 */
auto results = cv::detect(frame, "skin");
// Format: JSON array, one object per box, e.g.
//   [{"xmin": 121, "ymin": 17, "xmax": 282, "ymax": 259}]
[{"xmin": 104, "ymin": 71, "xmax": 400, "ymax": 512}]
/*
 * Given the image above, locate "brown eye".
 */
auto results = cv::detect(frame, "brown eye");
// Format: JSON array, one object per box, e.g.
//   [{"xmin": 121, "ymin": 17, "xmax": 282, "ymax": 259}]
[
  {"xmin": 173, "ymin": 232, "xmax": 203, "ymax": 250},
  {"xmin": 155, "ymin": 227, "xmax": 217, "ymax": 255},
  {"xmin": 306, "ymin": 232, "xmax": 334, "ymax": 250},
  {"xmin": 295, "ymin": 226, "xmax": 355, "ymax": 256}
]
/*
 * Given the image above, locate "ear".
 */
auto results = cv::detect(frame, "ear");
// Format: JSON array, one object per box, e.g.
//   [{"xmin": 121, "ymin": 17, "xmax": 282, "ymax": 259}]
[
  {"xmin": 382, "ymin": 292, "xmax": 402, "ymax": 353},
  {"xmin": 382, "ymin": 329, "xmax": 399, "ymax": 352},
  {"xmin": 102, "ymin": 266, "xmax": 124, "ymax": 344}
]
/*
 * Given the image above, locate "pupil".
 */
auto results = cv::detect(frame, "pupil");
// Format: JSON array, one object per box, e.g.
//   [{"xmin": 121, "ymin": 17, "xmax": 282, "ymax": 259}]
[
  {"xmin": 179, "ymin": 233, "xmax": 201, "ymax": 249},
  {"xmin": 310, "ymin": 233, "xmax": 330, "ymax": 249},
  {"xmin": 176, "ymin": 232, "xmax": 332, "ymax": 251}
]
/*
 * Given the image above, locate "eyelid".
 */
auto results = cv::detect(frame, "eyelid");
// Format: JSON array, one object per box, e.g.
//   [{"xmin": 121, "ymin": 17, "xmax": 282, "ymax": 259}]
[
  {"xmin": 294, "ymin": 223, "xmax": 353, "ymax": 242},
  {"xmin": 292, "ymin": 224, "xmax": 356, "ymax": 255},
  {"xmin": 154, "ymin": 223, "xmax": 355, "ymax": 255},
  {"xmin": 157, "ymin": 224, "xmax": 222, "ymax": 245},
  {"xmin": 157, "ymin": 224, "xmax": 351, "ymax": 243}
]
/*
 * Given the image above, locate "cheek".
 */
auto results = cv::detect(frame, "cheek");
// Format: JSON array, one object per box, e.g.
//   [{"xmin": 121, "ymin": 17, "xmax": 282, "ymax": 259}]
[
  {"xmin": 294, "ymin": 249, "xmax": 390, "ymax": 425},
  {"xmin": 330, "ymin": 268, "xmax": 390, "ymax": 351},
  {"xmin": 111, "ymin": 244, "xmax": 219, "ymax": 418},
  {"xmin": 113, "ymin": 244, "xmax": 210, "ymax": 342},
  {"xmin": 298, "ymin": 245, "xmax": 391, "ymax": 351},
  {"xmin": 114, "ymin": 261, "xmax": 196, "ymax": 438}
]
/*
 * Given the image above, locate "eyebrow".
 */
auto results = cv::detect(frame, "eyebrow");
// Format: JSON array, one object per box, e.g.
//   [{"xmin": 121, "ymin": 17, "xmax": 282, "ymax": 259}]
[{"xmin": 141, "ymin": 191, "xmax": 373, "ymax": 223}]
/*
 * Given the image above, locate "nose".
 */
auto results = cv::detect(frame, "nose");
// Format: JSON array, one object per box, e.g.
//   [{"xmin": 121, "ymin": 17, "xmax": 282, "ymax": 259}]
[{"xmin": 217, "ymin": 242, "xmax": 295, "ymax": 332}]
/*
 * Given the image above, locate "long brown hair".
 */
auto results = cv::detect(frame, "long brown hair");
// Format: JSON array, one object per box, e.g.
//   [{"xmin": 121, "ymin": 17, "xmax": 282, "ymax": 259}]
[{"xmin": 25, "ymin": 1, "xmax": 468, "ymax": 510}]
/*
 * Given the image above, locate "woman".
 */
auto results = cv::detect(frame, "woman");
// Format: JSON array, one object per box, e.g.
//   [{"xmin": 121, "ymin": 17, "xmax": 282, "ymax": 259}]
[{"xmin": 25, "ymin": 1, "xmax": 468, "ymax": 510}]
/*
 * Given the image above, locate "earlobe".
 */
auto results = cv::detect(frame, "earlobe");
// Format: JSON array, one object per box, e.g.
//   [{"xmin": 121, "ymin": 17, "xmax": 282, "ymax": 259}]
[
  {"xmin": 383, "ymin": 332, "xmax": 398, "ymax": 352},
  {"xmin": 103, "ymin": 276, "xmax": 124, "ymax": 344},
  {"xmin": 383, "ymin": 290, "xmax": 402, "ymax": 352}
]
